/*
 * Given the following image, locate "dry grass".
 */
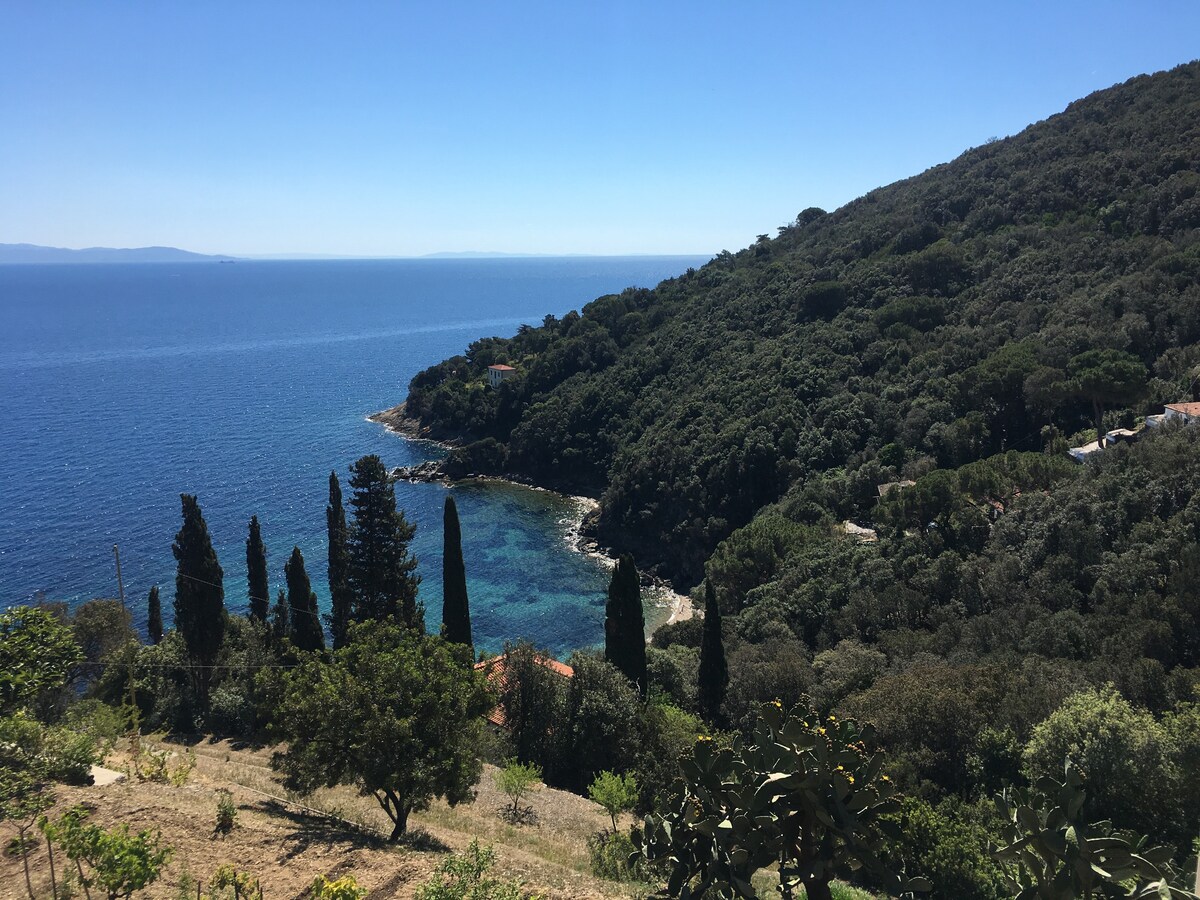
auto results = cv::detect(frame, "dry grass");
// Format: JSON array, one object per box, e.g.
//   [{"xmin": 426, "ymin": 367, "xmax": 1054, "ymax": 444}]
[{"xmin": 0, "ymin": 737, "xmax": 640, "ymax": 900}]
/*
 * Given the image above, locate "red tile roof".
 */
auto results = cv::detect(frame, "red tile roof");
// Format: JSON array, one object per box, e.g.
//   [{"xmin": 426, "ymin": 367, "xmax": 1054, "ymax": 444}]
[
  {"xmin": 1167, "ymin": 402, "xmax": 1200, "ymax": 416},
  {"xmin": 474, "ymin": 653, "xmax": 574, "ymax": 728},
  {"xmin": 488, "ymin": 364, "xmax": 516, "ymax": 371}
]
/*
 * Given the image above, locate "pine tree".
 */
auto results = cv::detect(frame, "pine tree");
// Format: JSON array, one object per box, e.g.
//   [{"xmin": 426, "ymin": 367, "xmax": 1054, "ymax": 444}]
[
  {"xmin": 285, "ymin": 546, "xmax": 325, "ymax": 652},
  {"xmin": 697, "ymin": 581, "xmax": 728, "ymax": 724},
  {"xmin": 270, "ymin": 589, "xmax": 289, "ymax": 647},
  {"xmin": 246, "ymin": 515, "xmax": 270, "ymax": 623},
  {"xmin": 146, "ymin": 585, "xmax": 163, "ymax": 645},
  {"xmin": 604, "ymin": 554, "xmax": 647, "ymax": 695},
  {"xmin": 325, "ymin": 471, "xmax": 353, "ymax": 649},
  {"xmin": 346, "ymin": 455, "xmax": 423, "ymax": 631},
  {"xmin": 441, "ymin": 495, "xmax": 472, "ymax": 649},
  {"xmin": 172, "ymin": 494, "xmax": 226, "ymax": 705}
]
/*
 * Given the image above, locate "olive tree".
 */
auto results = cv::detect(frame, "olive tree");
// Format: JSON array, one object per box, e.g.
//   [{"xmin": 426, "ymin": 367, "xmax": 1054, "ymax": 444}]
[{"xmin": 267, "ymin": 622, "xmax": 492, "ymax": 840}]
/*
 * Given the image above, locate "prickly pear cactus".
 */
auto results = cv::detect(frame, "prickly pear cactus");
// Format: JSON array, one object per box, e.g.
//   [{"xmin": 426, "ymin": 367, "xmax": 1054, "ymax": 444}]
[
  {"xmin": 634, "ymin": 702, "xmax": 929, "ymax": 900},
  {"xmin": 991, "ymin": 760, "xmax": 1199, "ymax": 900}
]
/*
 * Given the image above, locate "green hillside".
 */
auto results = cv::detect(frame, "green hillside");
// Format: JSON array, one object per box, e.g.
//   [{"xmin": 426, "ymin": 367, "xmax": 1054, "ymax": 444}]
[{"xmin": 404, "ymin": 61, "xmax": 1200, "ymax": 588}]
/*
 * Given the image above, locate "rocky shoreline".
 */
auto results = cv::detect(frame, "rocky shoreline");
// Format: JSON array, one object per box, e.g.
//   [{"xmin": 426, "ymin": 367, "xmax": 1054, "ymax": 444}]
[{"xmin": 370, "ymin": 404, "xmax": 695, "ymax": 629}]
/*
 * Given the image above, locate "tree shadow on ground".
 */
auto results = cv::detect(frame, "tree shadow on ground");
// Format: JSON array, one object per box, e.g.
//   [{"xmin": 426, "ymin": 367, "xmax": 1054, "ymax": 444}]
[{"xmin": 256, "ymin": 799, "xmax": 389, "ymax": 860}]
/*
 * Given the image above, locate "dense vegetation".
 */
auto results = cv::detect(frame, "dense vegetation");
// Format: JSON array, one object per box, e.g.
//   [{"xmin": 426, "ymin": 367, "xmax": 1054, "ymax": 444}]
[
  {"xmin": 404, "ymin": 61, "xmax": 1200, "ymax": 585},
  {"xmin": 397, "ymin": 61, "xmax": 1200, "ymax": 897}
]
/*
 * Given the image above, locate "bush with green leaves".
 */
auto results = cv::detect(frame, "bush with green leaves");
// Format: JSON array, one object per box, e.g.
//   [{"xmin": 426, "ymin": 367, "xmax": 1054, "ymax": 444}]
[
  {"xmin": 588, "ymin": 829, "xmax": 660, "ymax": 883},
  {"xmin": 588, "ymin": 770, "xmax": 638, "ymax": 833},
  {"xmin": 991, "ymin": 760, "xmax": 1199, "ymax": 899},
  {"xmin": 0, "ymin": 606, "xmax": 82, "ymax": 715},
  {"xmin": 636, "ymin": 702, "xmax": 927, "ymax": 900},
  {"xmin": 415, "ymin": 840, "xmax": 525, "ymax": 900},
  {"xmin": 214, "ymin": 788, "xmax": 237, "ymax": 835},
  {"xmin": 44, "ymin": 805, "xmax": 172, "ymax": 900},
  {"xmin": 209, "ymin": 864, "xmax": 264, "ymax": 900},
  {"xmin": 495, "ymin": 759, "xmax": 541, "ymax": 824},
  {"xmin": 310, "ymin": 874, "xmax": 367, "ymax": 900}
]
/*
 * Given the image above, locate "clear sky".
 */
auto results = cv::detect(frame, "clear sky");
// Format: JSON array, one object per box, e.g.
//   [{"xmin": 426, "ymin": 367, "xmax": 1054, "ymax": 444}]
[{"xmin": 2, "ymin": 2, "xmax": 1198, "ymax": 257}]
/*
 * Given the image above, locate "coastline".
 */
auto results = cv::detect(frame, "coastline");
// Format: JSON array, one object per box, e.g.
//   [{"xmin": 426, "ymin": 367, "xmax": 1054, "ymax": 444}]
[{"xmin": 370, "ymin": 404, "xmax": 695, "ymax": 633}]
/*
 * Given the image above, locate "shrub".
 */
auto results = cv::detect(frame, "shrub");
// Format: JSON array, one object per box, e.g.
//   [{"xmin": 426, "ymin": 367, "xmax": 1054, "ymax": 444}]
[
  {"xmin": 310, "ymin": 874, "xmax": 367, "ymax": 900},
  {"xmin": 214, "ymin": 789, "xmax": 237, "ymax": 835},
  {"xmin": 209, "ymin": 864, "xmax": 264, "ymax": 900},
  {"xmin": 45, "ymin": 805, "xmax": 172, "ymax": 900},
  {"xmin": 415, "ymin": 840, "xmax": 525, "ymax": 900},
  {"xmin": 587, "ymin": 829, "xmax": 654, "ymax": 882},
  {"xmin": 587, "ymin": 770, "xmax": 638, "ymax": 833},
  {"xmin": 494, "ymin": 759, "xmax": 541, "ymax": 824}
]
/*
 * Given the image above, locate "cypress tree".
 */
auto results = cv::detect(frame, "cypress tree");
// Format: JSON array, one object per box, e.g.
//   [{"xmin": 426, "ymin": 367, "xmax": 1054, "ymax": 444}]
[
  {"xmin": 697, "ymin": 581, "xmax": 728, "ymax": 724},
  {"xmin": 285, "ymin": 546, "xmax": 325, "ymax": 652},
  {"xmin": 604, "ymin": 554, "xmax": 647, "ymax": 695},
  {"xmin": 346, "ymin": 454, "xmax": 423, "ymax": 631},
  {"xmin": 246, "ymin": 515, "xmax": 270, "ymax": 623},
  {"xmin": 325, "ymin": 471, "xmax": 353, "ymax": 649},
  {"xmin": 172, "ymin": 494, "xmax": 226, "ymax": 705},
  {"xmin": 441, "ymin": 495, "xmax": 472, "ymax": 649},
  {"xmin": 146, "ymin": 585, "xmax": 163, "ymax": 645},
  {"xmin": 270, "ymin": 589, "xmax": 289, "ymax": 648}
]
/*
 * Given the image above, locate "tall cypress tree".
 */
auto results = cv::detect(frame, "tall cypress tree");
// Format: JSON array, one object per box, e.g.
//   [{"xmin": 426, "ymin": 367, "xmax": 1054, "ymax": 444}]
[
  {"xmin": 172, "ymin": 494, "xmax": 226, "ymax": 704},
  {"xmin": 285, "ymin": 546, "xmax": 325, "ymax": 652},
  {"xmin": 270, "ymin": 589, "xmax": 289, "ymax": 648},
  {"xmin": 346, "ymin": 455, "xmax": 423, "ymax": 631},
  {"xmin": 325, "ymin": 471, "xmax": 353, "ymax": 649},
  {"xmin": 441, "ymin": 495, "xmax": 472, "ymax": 649},
  {"xmin": 697, "ymin": 581, "xmax": 728, "ymax": 724},
  {"xmin": 604, "ymin": 554, "xmax": 647, "ymax": 695},
  {"xmin": 146, "ymin": 585, "xmax": 163, "ymax": 645},
  {"xmin": 246, "ymin": 515, "xmax": 270, "ymax": 623}
]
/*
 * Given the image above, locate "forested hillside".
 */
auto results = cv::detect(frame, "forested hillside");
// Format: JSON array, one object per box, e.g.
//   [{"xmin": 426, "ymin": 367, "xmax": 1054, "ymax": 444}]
[{"xmin": 403, "ymin": 61, "xmax": 1200, "ymax": 588}]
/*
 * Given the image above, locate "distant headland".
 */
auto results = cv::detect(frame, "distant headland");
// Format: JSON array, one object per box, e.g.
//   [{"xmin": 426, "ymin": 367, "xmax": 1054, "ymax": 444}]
[{"xmin": 0, "ymin": 243, "xmax": 238, "ymax": 264}]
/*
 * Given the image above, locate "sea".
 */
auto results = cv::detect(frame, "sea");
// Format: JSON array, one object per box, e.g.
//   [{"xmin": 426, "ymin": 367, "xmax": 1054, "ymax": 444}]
[{"xmin": 0, "ymin": 256, "xmax": 707, "ymax": 656}]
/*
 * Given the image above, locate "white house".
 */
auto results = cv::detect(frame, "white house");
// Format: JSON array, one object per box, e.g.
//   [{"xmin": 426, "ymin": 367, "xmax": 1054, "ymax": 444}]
[
  {"xmin": 487, "ymin": 364, "xmax": 516, "ymax": 388},
  {"xmin": 1147, "ymin": 402, "xmax": 1200, "ymax": 427}
]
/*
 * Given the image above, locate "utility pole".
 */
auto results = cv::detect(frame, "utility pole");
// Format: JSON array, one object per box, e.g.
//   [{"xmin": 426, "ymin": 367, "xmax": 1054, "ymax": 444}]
[{"xmin": 113, "ymin": 544, "xmax": 126, "ymax": 609}]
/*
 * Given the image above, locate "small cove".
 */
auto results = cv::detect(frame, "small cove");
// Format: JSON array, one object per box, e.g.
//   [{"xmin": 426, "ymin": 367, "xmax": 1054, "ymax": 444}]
[{"xmin": 0, "ymin": 256, "xmax": 706, "ymax": 655}]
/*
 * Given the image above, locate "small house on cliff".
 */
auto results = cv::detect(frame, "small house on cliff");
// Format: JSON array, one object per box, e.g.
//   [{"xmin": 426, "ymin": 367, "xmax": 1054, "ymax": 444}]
[{"xmin": 488, "ymin": 364, "xmax": 516, "ymax": 388}]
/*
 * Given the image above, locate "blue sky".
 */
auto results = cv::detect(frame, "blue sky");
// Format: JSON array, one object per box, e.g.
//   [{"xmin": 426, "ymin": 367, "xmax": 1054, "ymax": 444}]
[{"xmin": 2, "ymin": 2, "xmax": 1198, "ymax": 256}]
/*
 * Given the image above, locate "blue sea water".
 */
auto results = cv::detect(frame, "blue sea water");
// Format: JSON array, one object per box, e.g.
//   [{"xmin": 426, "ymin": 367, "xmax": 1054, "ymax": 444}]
[{"xmin": 0, "ymin": 256, "xmax": 706, "ymax": 655}]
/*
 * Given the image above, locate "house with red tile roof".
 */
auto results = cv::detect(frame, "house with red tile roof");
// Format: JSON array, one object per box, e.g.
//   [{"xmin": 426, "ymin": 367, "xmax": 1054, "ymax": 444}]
[
  {"xmin": 487, "ymin": 364, "xmax": 516, "ymax": 389},
  {"xmin": 474, "ymin": 652, "xmax": 574, "ymax": 729}
]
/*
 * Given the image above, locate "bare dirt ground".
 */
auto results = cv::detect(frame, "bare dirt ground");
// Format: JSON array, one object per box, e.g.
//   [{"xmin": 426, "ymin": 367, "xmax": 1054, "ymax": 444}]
[{"xmin": 1, "ymin": 738, "xmax": 638, "ymax": 900}]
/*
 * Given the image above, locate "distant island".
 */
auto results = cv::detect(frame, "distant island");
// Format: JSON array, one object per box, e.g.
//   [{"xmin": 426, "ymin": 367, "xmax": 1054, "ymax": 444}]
[{"xmin": 0, "ymin": 243, "xmax": 237, "ymax": 264}]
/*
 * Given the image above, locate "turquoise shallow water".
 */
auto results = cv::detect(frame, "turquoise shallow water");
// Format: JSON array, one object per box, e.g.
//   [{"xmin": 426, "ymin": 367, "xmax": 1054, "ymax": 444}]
[{"xmin": 0, "ymin": 257, "xmax": 705, "ymax": 655}]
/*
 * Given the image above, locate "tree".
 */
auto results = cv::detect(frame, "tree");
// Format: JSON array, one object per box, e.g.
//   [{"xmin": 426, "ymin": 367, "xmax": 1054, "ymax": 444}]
[
  {"xmin": 285, "ymin": 547, "xmax": 325, "ymax": 653},
  {"xmin": 495, "ymin": 759, "xmax": 541, "ymax": 823},
  {"xmin": 71, "ymin": 599, "xmax": 135, "ymax": 688},
  {"xmin": 146, "ymin": 586, "xmax": 163, "ymax": 645},
  {"xmin": 245, "ymin": 515, "xmax": 270, "ymax": 623},
  {"xmin": 588, "ymin": 770, "xmax": 638, "ymax": 833},
  {"xmin": 346, "ymin": 455, "xmax": 423, "ymax": 631},
  {"xmin": 325, "ymin": 471, "xmax": 354, "ymax": 650},
  {"xmin": 562, "ymin": 653, "xmax": 643, "ymax": 792},
  {"xmin": 1023, "ymin": 686, "xmax": 1174, "ymax": 836},
  {"xmin": 494, "ymin": 641, "xmax": 568, "ymax": 773},
  {"xmin": 604, "ymin": 554, "xmax": 646, "ymax": 695},
  {"xmin": 442, "ymin": 495, "xmax": 472, "ymax": 648},
  {"xmin": 0, "ymin": 606, "xmax": 82, "ymax": 716},
  {"xmin": 696, "ymin": 582, "xmax": 727, "ymax": 724},
  {"xmin": 270, "ymin": 589, "xmax": 289, "ymax": 648},
  {"xmin": 1068, "ymin": 349, "xmax": 1148, "ymax": 438},
  {"xmin": 268, "ymin": 622, "xmax": 492, "ymax": 840},
  {"xmin": 172, "ymin": 494, "xmax": 226, "ymax": 705}
]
